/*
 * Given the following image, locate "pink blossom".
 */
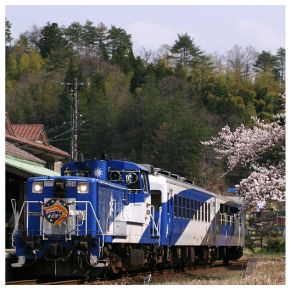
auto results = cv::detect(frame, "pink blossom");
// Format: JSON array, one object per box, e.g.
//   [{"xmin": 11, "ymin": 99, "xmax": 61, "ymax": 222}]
[{"xmin": 201, "ymin": 93, "xmax": 285, "ymax": 211}]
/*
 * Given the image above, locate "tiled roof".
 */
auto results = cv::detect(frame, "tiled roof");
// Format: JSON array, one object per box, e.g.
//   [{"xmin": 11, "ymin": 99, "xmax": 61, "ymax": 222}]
[
  {"xmin": 12, "ymin": 124, "xmax": 49, "ymax": 146},
  {"xmin": 5, "ymin": 112, "xmax": 14, "ymax": 136},
  {"xmin": 5, "ymin": 141, "xmax": 46, "ymax": 164},
  {"xmin": 5, "ymin": 133, "xmax": 70, "ymax": 158},
  {"xmin": 5, "ymin": 113, "xmax": 70, "ymax": 158}
]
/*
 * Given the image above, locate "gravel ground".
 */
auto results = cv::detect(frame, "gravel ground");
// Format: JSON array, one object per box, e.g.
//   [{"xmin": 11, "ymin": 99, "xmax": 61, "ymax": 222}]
[
  {"xmin": 85, "ymin": 262, "xmax": 247, "ymax": 285},
  {"xmin": 84, "ymin": 254, "xmax": 285, "ymax": 285}
]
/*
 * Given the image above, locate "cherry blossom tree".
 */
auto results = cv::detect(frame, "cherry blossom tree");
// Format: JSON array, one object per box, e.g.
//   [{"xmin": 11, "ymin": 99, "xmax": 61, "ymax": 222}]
[{"xmin": 201, "ymin": 94, "xmax": 285, "ymax": 211}]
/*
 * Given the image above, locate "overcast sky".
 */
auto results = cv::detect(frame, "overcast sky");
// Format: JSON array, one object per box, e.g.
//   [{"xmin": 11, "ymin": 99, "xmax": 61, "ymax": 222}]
[{"xmin": 5, "ymin": 3, "xmax": 286, "ymax": 57}]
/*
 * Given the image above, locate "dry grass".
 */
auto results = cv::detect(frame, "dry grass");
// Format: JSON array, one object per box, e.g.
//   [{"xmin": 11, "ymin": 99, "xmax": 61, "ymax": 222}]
[{"xmin": 154, "ymin": 253, "xmax": 285, "ymax": 285}]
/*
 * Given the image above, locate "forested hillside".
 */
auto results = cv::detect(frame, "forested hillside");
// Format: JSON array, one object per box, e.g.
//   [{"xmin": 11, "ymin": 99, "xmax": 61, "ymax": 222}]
[{"xmin": 5, "ymin": 19, "xmax": 285, "ymax": 192}]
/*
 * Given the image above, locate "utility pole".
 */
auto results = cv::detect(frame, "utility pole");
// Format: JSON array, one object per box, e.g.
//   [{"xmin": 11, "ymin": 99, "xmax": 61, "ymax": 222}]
[
  {"xmin": 63, "ymin": 78, "xmax": 89, "ymax": 161},
  {"xmin": 71, "ymin": 78, "xmax": 78, "ymax": 161}
]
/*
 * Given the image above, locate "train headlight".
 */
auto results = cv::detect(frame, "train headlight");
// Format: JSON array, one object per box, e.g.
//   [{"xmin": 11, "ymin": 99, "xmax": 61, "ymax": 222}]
[
  {"xmin": 77, "ymin": 182, "xmax": 89, "ymax": 194},
  {"xmin": 32, "ymin": 182, "xmax": 43, "ymax": 193}
]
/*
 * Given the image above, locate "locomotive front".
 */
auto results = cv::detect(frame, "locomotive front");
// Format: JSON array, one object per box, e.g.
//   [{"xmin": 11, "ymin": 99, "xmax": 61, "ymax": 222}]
[{"xmin": 11, "ymin": 163, "xmax": 109, "ymax": 277}]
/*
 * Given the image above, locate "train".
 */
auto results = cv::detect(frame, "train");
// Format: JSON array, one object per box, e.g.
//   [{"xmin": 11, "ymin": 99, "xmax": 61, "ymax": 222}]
[{"xmin": 11, "ymin": 153, "xmax": 245, "ymax": 278}]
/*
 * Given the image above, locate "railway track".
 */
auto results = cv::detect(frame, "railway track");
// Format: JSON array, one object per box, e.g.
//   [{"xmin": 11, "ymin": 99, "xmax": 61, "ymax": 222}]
[
  {"xmin": 6, "ymin": 259, "xmax": 248, "ymax": 285},
  {"xmin": 6, "ymin": 278, "xmax": 86, "ymax": 285}
]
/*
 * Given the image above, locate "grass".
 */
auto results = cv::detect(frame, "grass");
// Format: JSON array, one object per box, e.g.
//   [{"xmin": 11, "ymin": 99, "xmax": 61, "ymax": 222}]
[{"xmin": 153, "ymin": 250, "xmax": 286, "ymax": 285}]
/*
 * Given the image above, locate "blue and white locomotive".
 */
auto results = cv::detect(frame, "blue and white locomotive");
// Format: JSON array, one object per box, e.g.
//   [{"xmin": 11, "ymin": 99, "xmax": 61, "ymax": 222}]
[{"xmin": 11, "ymin": 154, "xmax": 245, "ymax": 277}]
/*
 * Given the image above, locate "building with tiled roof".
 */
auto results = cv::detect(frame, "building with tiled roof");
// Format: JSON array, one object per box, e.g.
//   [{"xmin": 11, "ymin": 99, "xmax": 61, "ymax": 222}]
[
  {"xmin": 5, "ymin": 113, "xmax": 70, "ymax": 248},
  {"xmin": 5, "ymin": 113, "xmax": 70, "ymax": 171},
  {"xmin": 12, "ymin": 124, "xmax": 49, "ymax": 146},
  {"xmin": 5, "ymin": 141, "xmax": 46, "ymax": 164}
]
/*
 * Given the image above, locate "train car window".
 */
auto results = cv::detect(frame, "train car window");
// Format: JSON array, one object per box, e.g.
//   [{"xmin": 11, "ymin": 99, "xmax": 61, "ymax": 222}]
[
  {"xmin": 167, "ymin": 192, "xmax": 170, "ymax": 213},
  {"xmin": 141, "ymin": 171, "xmax": 149, "ymax": 193},
  {"xmin": 208, "ymin": 203, "xmax": 210, "ymax": 222},
  {"xmin": 151, "ymin": 190, "xmax": 161, "ymax": 209},
  {"xmin": 195, "ymin": 200, "xmax": 197, "ymax": 220},
  {"xmin": 230, "ymin": 207, "xmax": 234, "ymax": 225},
  {"xmin": 178, "ymin": 196, "xmax": 182, "ymax": 219},
  {"xmin": 183, "ymin": 197, "xmax": 186, "ymax": 219},
  {"xmin": 198, "ymin": 201, "xmax": 200, "ymax": 221},
  {"xmin": 205, "ymin": 202, "xmax": 207, "ymax": 222},
  {"xmin": 220, "ymin": 204, "xmax": 223, "ymax": 224},
  {"xmin": 202, "ymin": 202, "xmax": 204, "ymax": 221},
  {"xmin": 187, "ymin": 197, "xmax": 190, "ymax": 220},
  {"xmin": 191, "ymin": 199, "xmax": 194, "ymax": 220},
  {"xmin": 174, "ymin": 195, "xmax": 177, "ymax": 218}
]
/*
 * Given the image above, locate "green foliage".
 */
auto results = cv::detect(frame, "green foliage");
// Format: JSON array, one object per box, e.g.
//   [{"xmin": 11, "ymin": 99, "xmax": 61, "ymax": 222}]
[
  {"xmin": 37, "ymin": 22, "xmax": 69, "ymax": 59},
  {"xmin": 5, "ymin": 20, "xmax": 286, "ymax": 184},
  {"xmin": 106, "ymin": 25, "xmax": 132, "ymax": 59},
  {"xmin": 5, "ymin": 18, "xmax": 13, "ymax": 45},
  {"xmin": 269, "ymin": 239, "xmax": 285, "ymax": 253}
]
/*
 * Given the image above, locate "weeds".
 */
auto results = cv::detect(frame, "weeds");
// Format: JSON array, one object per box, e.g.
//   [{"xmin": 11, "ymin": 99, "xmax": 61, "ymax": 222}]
[{"xmin": 154, "ymin": 252, "xmax": 285, "ymax": 285}]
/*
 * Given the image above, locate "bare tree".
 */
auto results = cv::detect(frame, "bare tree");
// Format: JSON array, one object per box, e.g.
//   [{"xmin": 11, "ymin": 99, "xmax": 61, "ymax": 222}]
[{"xmin": 225, "ymin": 44, "xmax": 258, "ymax": 81}]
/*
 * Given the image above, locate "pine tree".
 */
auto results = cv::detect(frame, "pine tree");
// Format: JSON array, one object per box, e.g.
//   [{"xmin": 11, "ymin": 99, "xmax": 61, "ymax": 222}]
[
  {"xmin": 106, "ymin": 25, "xmax": 132, "ymax": 59},
  {"xmin": 5, "ymin": 18, "xmax": 13, "ymax": 45},
  {"xmin": 37, "ymin": 22, "xmax": 69, "ymax": 58}
]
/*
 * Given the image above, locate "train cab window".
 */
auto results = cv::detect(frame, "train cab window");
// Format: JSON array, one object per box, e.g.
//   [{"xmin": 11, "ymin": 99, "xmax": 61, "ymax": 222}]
[
  {"xmin": 205, "ymin": 202, "xmax": 207, "ymax": 222},
  {"xmin": 195, "ymin": 200, "xmax": 197, "ymax": 221},
  {"xmin": 174, "ymin": 195, "xmax": 177, "ymax": 218},
  {"xmin": 187, "ymin": 197, "xmax": 190, "ymax": 220},
  {"xmin": 141, "ymin": 171, "xmax": 149, "ymax": 193},
  {"xmin": 63, "ymin": 169, "xmax": 74, "ymax": 176},
  {"xmin": 125, "ymin": 171, "xmax": 141, "ymax": 190},
  {"xmin": 151, "ymin": 190, "xmax": 162, "ymax": 209},
  {"xmin": 78, "ymin": 170, "xmax": 90, "ymax": 177},
  {"xmin": 178, "ymin": 196, "xmax": 182, "ymax": 219}
]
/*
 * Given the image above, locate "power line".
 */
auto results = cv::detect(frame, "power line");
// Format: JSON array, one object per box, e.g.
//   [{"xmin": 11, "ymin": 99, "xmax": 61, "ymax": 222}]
[
  {"xmin": 11, "ymin": 122, "xmax": 68, "ymax": 147},
  {"xmin": 15, "ymin": 122, "xmax": 85, "ymax": 149}
]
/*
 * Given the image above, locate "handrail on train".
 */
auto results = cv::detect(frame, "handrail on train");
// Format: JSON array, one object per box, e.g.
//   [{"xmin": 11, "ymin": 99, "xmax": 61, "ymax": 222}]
[{"xmin": 12, "ymin": 200, "xmax": 105, "ymax": 251}]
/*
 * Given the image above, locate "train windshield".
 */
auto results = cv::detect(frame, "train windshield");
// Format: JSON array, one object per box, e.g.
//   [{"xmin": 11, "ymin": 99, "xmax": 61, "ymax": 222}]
[
  {"xmin": 141, "ymin": 171, "xmax": 149, "ymax": 193},
  {"xmin": 125, "ymin": 171, "xmax": 141, "ymax": 189}
]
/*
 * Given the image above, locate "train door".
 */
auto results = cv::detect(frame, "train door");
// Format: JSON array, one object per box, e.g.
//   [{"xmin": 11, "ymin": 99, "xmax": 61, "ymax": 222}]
[
  {"xmin": 214, "ymin": 197, "xmax": 219, "ymax": 245},
  {"xmin": 151, "ymin": 190, "xmax": 162, "ymax": 237},
  {"xmin": 167, "ymin": 187, "xmax": 174, "ymax": 245}
]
